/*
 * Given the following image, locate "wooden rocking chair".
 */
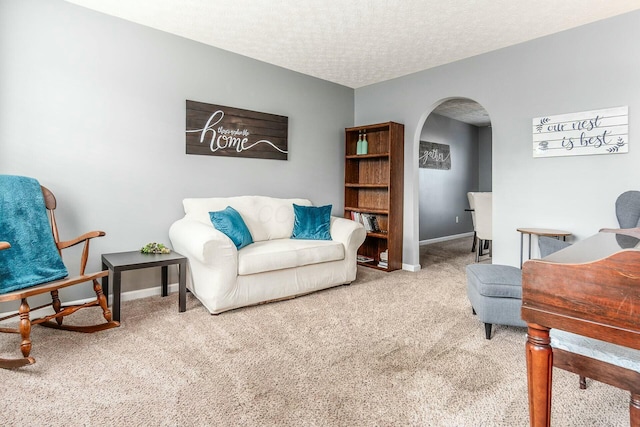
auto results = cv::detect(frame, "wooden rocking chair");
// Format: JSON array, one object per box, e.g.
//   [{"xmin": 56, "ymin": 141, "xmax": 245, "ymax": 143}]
[{"xmin": 0, "ymin": 180, "xmax": 119, "ymax": 369}]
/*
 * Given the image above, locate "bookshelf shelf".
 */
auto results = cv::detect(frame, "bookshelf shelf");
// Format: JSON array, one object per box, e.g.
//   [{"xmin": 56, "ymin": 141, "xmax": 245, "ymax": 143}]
[
  {"xmin": 366, "ymin": 231, "xmax": 389, "ymax": 239},
  {"xmin": 345, "ymin": 183, "xmax": 389, "ymax": 189},
  {"xmin": 344, "ymin": 122, "xmax": 404, "ymax": 272},
  {"xmin": 344, "ymin": 206, "xmax": 389, "ymax": 215},
  {"xmin": 346, "ymin": 153, "xmax": 390, "ymax": 160}
]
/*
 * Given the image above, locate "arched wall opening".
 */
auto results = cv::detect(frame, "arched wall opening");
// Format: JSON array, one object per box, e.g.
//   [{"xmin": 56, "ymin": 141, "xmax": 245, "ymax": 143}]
[{"xmin": 413, "ymin": 97, "xmax": 492, "ymax": 267}]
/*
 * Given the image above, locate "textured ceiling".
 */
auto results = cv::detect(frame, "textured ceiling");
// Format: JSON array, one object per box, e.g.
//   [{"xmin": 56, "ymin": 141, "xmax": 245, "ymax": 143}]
[
  {"xmin": 63, "ymin": 1, "xmax": 640, "ymax": 127},
  {"xmin": 432, "ymin": 99, "xmax": 491, "ymax": 127},
  {"xmin": 64, "ymin": 0, "xmax": 640, "ymax": 89}
]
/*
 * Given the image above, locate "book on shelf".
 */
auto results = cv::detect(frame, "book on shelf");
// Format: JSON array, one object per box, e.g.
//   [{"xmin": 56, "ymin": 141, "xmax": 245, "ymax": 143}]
[
  {"xmin": 377, "ymin": 249, "xmax": 388, "ymax": 268},
  {"xmin": 362, "ymin": 214, "xmax": 373, "ymax": 231},
  {"xmin": 353, "ymin": 213, "xmax": 381, "ymax": 233},
  {"xmin": 356, "ymin": 255, "xmax": 374, "ymax": 263},
  {"xmin": 350, "ymin": 211, "xmax": 364, "ymax": 227},
  {"xmin": 367, "ymin": 215, "xmax": 381, "ymax": 232}
]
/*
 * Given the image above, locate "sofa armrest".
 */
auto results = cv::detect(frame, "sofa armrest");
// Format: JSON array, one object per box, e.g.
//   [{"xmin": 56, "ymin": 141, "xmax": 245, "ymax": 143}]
[
  {"xmin": 169, "ymin": 219, "xmax": 237, "ymax": 266},
  {"xmin": 330, "ymin": 216, "xmax": 366, "ymax": 254}
]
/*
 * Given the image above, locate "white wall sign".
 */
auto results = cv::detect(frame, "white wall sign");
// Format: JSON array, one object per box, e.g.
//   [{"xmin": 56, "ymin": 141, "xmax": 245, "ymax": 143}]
[{"xmin": 532, "ymin": 106, "xmax": 628, "ymax": 158}]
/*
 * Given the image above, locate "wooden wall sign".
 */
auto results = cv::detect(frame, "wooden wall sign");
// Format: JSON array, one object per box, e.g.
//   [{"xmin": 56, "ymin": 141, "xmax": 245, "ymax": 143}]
[
  {"xmin": 419, "ymin": 141, "xmax": 451, "ymax": 169},
  {"xmin": 532, "ymin": 106, "xmax": 628, "ymax": 158},
  {"xmin": 186, "ymin": 100, "xmax": 288, "ymax": 160}
]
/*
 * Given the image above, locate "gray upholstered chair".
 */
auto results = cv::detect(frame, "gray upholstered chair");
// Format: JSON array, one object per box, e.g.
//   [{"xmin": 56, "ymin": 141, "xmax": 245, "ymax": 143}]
[
  {"xmin": 466, "ymin": 236, "xmax": 575, "ymax": 340},
  {"xmin": 616, "ymin": 190, "xmax": 640, "ymax": 228},
  {"xmin": 538, "ymin": 236, "xmax": 571, "ymax": 257},
  {"xmin": 466, "ymin": 263, "xmax": 525, "ymax": 339}
]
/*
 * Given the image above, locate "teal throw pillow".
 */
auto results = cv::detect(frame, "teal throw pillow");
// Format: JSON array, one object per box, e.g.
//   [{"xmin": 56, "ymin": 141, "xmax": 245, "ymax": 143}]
[
  {"xmin": 209, "ymin": 206, "xmax": 253, "ymax": 250},
  {"xmin": 291, "ymin": 204, "xmax": 332, "ymax": 240}
]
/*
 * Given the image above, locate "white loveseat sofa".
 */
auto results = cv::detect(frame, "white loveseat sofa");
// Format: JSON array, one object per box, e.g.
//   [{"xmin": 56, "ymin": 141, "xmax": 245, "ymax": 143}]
[{"xmin": 169, "ymin": 196, "xmax": 366, "ymax": 314}]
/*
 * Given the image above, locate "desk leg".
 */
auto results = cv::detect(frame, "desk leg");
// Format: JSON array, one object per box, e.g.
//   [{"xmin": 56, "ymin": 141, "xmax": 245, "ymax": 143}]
[
  {"xmin": 520, "ymin": 233, "xmax": 524, "ymax": 268},
  {"xmin": 631, "ymin": 394, "xmax": 640, "ymax": 427},
  {"xmin": 526, "ymin": 323, "xmax": 553, "ymax": 427},
  {"xmin": 179, "ymin": 262, "xmax": 186, "ymax": 313},
  {"xmin": 101, "ymin": 262, "xmax": 109, "ymax": 301},
  {"xmin": 112, "ymin": 270, "xmax": 121, "ymax": 323},
  {"xmin": 161, "ymin": 266, "xmax": 168, "ymax": 297}
]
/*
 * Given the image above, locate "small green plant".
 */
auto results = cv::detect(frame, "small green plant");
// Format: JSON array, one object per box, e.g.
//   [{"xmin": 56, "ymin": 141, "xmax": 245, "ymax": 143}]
[{"xmin": 141, "ymin": 242, "xmax": 171, "ymax": 254}]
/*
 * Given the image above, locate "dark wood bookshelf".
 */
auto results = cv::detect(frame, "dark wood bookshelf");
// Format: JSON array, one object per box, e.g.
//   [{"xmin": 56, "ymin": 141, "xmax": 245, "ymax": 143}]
[{"xmin": 344, "ymin": 121, "xmax": 404, "ymax": 272}]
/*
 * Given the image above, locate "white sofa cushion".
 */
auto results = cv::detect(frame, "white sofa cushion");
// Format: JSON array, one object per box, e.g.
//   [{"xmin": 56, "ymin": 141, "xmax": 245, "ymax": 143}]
[
  {"xmin": 238, "ymin": 238, "xmax": 345, "ymax": 275},
  {"xmin": 182, "ymin": 196, "xmax": 312, "ymax": 242}
]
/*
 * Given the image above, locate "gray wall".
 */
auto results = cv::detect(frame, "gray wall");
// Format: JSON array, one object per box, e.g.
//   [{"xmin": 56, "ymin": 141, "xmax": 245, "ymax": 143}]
[
  {"xmin": 0, "ymin": 0, "xmax": 353, "ymax": 307},
  {"xmin": 355, "ymin": 11, "xmax": 640, "ymax": 269},
  {"xmin": 418, "ymin": 113, "xmax": 478, "ymax": 241},
  {"xmin": 478, "ymin": 126, "xmax": 492, "ymax": 192}
]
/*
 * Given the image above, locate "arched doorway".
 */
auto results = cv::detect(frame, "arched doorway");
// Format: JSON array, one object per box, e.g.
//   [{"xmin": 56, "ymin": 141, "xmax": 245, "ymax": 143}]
[{"xmin": 417, "ymin": 97, "xmax": 492, "ymax": 264}]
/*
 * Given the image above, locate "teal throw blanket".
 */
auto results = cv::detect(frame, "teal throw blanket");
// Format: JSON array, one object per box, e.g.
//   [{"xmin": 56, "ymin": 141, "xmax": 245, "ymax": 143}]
[{"xmin": 0, "ymin": 175, "xmax": 68, "ymax": 294}]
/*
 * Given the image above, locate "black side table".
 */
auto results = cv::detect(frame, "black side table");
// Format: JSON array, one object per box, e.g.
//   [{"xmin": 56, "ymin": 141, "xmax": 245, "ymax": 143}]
[{"xmin": 101, "ymin": 251, "xmax": 187, "ymax": 322}]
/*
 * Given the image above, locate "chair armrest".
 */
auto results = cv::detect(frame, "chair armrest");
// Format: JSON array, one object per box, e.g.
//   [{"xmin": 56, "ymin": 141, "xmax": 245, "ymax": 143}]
[
  {"xmin": 54, "ymin": 231, "xmax": 105, "ymax": 275},
  {"xmin": 57, "ymin": 231, "xmax": 106, "ymax": 250},
  {"xmin": 169, "ymin": 219, "xmax": 237, "ymax": 265},
  {"xmin": 0, "ymin": 241, "xmax": 10, "ymax": 251},
  {"xmin": 330, "ymin": 216, "xmax": 366, "ymax": 254}
]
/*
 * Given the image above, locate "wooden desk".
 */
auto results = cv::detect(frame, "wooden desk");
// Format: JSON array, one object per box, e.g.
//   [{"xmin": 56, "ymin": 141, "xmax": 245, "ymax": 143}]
[
  {"xmin": 517, "ymin": 227, "xmax": 571, "ymax": 268},
  {"xmin": 521, "ymin": 230, "xmax": 640, "ymax": 426}
]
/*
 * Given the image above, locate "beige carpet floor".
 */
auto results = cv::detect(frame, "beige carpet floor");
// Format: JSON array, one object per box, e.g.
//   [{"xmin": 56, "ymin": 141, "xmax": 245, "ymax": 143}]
[{"xmin": 0, "ymin": 237, "xmax": 629, "ymax": 426}]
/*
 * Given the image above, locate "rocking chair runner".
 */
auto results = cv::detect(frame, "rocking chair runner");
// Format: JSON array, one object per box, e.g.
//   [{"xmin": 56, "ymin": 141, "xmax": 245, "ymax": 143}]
[{"xmin": 0, "ymin": 177, "xmax": 119, "ymax": 369}]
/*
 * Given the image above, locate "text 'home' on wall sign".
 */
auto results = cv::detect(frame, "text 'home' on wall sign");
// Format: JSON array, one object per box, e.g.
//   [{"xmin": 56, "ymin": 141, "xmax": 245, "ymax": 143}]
[
  {"xmin": 532, "ymin": 106, "xmax": 628, "ymax": 158},
  {"xmin": 186, "ymin": 100, "xmax": 288, "ymax": 160},
  {"xmin": 419, "ymin": 141, "xmax": 451, "ymax": 170}
]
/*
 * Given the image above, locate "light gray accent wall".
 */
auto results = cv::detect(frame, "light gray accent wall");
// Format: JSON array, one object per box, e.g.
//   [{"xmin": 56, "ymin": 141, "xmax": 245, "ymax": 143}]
[
  {"xmin": 355, "ymin": 10, "xmax": 640, "ymax": 269},
  {"xmin": 418, "ymin": 113, "xmax": 477, "ymax": 241},
  {"xmin": 0, "ymin": 0, "xmax": 353, "ymax": 306},
  {"xmin": 478, "ymin": 127, "xmax": 493, "ymax": 192}
]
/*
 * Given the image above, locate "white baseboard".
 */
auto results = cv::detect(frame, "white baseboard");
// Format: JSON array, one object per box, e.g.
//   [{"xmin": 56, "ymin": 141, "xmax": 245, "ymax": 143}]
[
  {"xmin": 0, "ymin": 282, "xmax": 180, "ymax": 322},
  {"xmin": 400, "ymin": 233, "xmax": 474, "ymax": 272},
  {"xmin": 114, "ymin": 282, "xmax": 180, "ymax": 305},
  {"xmin": 402, "ymin": 263, "xmax": 421, "ymax": 272},
  {"xmin": 410, "ymin": 232, "xmax": 474, "ymax": 271},
  {"xmin": 420, "ymin": 232, "xmax": 474, "ymax": 246}
]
